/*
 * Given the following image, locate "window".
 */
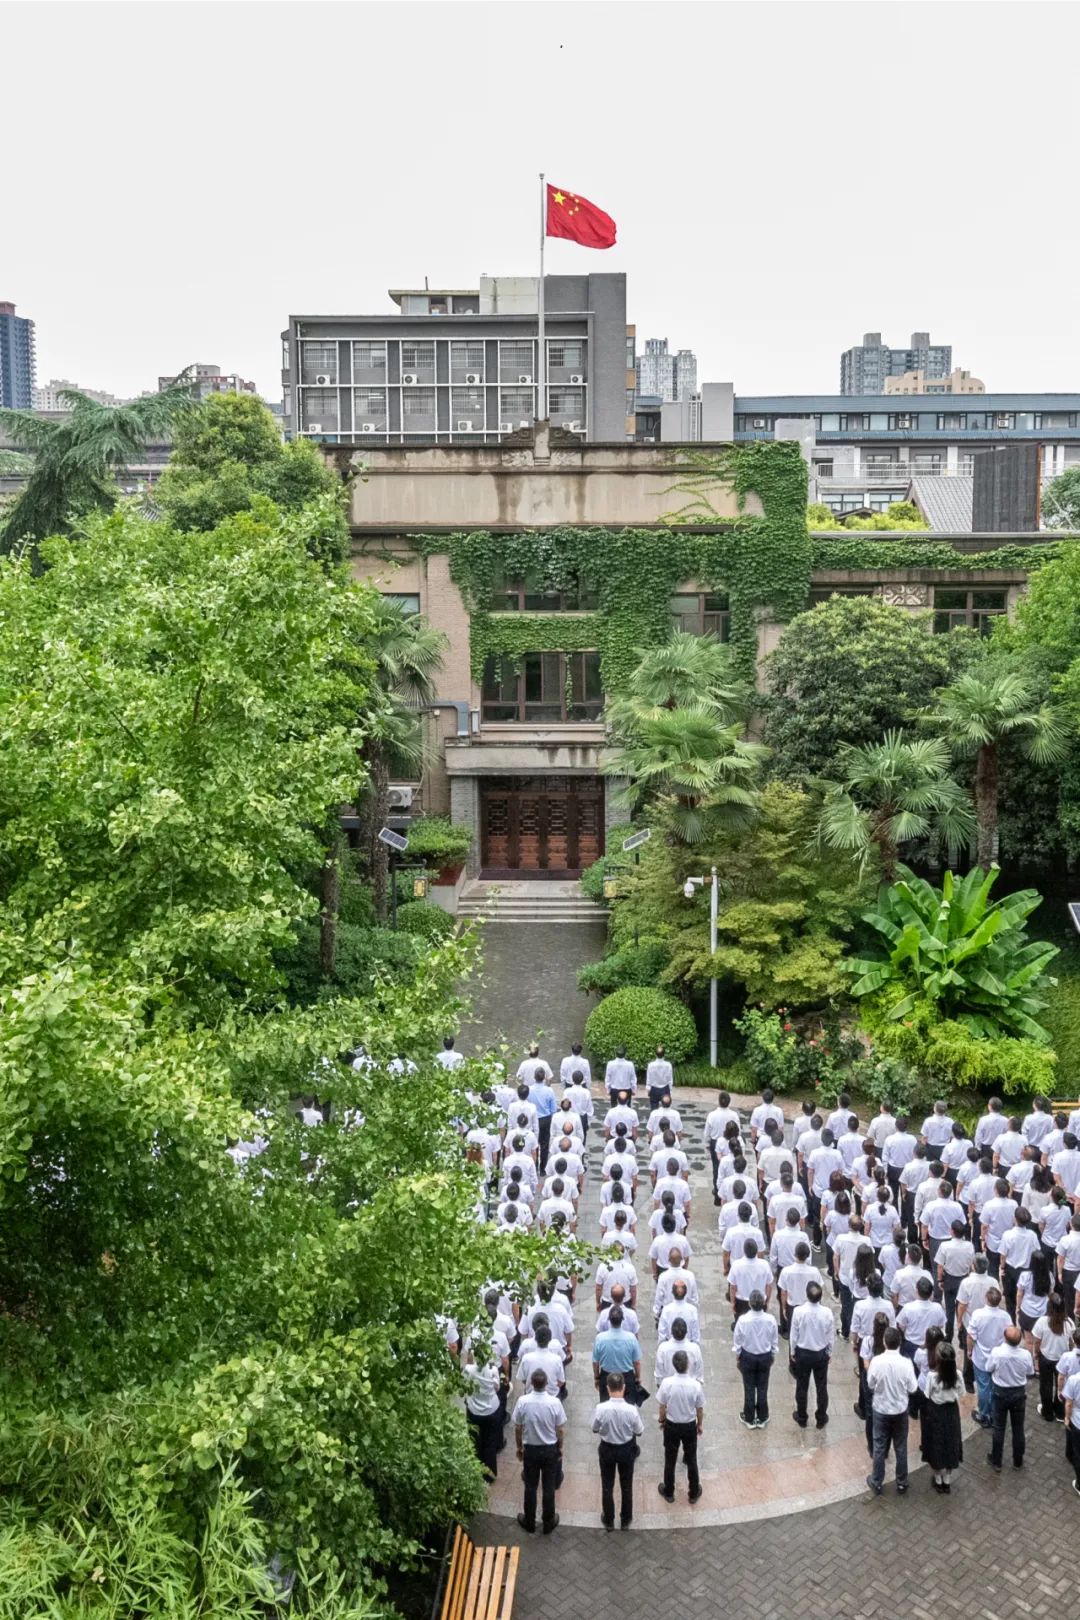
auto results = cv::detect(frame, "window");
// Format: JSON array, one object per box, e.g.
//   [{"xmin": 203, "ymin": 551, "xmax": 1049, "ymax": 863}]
[
  {"xmin": 300, "ymin": 342, "xmax": 337, "ymax": 385},
  {"xmin": 353, "ymin": 387, "xmax": 387, "ymax": 429},
  {"xmin": 451, "ymin": 386, "xmax": 485, "ymax": 429},
  {"xmin": 937, "ymin": 413, "xmax": 968, "ymax": 431},
  {"xmin": 911, "ymin": 453, "xmax": 942, "ymax": 475},
  {"xmin": 281, "ymin": 340, "xmax": 290, "ymax": 372},
  {"xmin": 450, "ymin": 341, "xmax": 485, "ymax": 382},
  {"xmin": 481, "ymin": 652, "xmax": 603, "ymax": 722},
  {"xmin": 492, "ymin": 572, "xmax": 599, "ymax": 612},
  {"xmin": 933, "ymin": 587, "xmax": 1007, "ymax": 636},
  {"xmin": 498, "ymin": 387, "xmax": 534, "ymax": 428},
  {"xmin": 400, "ymin": 341, "xmax": 436, "ymax": 377},
  {"xmin": 808, "ymin": 586, "xmax": 877, "ymax": 606},
  {"xmin": 500, "ymin": 340, "xmax": 535, "ymax": 382},
  {"xmin": 548, "ymin": 386, "xmax": 584, "ymax": 424},
  {"xmin": 669, "ymin": 592, "xmax": 731, "ymax": 642},
  {"xmin": 819, "ymin": 414, "xmax": 840, "ymax": 432},
  {"xmin": 839, "ymin": 414, "xmax": 869, "ymax": 431},
  {"xmin": 353, "ymin": 341, "xmax": 387, "ymax": 377},
  {"xmin": 548, "ymin": 341, "xmax": 585, "ymax": 372},
  {"xmin": 300, "ymin": 388, "xmax": 338, "ymax": 431},
  {"xmin": 382, "ymin": 591, "xmax": 420, "ymax": 615},
  {"xmin": 813, "ymin": 460, "xmax": 834, "ymax": 478},
  {"xmin": 401, "ymin": 386, "xmax": 436, "ymax": 423},
  {"xmin": 1034, "ymin": 412, "xmax": 1076, "ymax": 429}
]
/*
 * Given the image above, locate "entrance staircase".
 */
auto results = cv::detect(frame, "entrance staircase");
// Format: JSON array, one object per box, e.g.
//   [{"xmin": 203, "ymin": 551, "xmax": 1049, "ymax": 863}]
[{"xmin": 458, "ymin": 879, "xmax": 604, "ymax": 924}]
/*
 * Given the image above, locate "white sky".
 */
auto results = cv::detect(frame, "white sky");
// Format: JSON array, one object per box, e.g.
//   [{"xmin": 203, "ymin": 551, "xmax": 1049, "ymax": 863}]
[{"xmin": 5, "ymin": 0, "xmax": 1078, "ymax": 401}]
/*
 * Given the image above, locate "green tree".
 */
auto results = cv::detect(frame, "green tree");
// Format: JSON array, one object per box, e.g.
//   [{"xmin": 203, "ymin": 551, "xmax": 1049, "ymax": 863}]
[
  {"xmin": 606, "ymin": 628, "xmax": 748, "ymax": 717},
  {"xmin": 156, "ymin": 391, "xmax": 351, "ymax": 565},
  {"xmin": 817, "ymin": 731, "xmax": 975, "ymax": 881},
  {"xmin": 762, "ymin": 595, "xmax": 965, "ymax": 780},
  {"xmin": 0, "ymin": 384, "xmax": 192, "ymax": 556},
  {"xmin": 929, "ymin": 668, "xmax": 1067, "ymax": 869},
  {"xmin": 1041, "ymin": 465, "xmax": 1080, "ymax": 529}
]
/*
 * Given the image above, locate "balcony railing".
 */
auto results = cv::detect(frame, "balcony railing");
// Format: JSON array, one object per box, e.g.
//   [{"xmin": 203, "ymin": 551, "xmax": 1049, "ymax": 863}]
[{"xmin": 817, "ymin": 459, "xmax": 975, "ymax": 482}]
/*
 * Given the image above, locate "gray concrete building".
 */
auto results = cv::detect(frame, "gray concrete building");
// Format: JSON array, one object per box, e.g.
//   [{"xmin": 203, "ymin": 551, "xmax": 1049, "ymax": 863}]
[
  {"xmin": 282, "ymin": 273, "xmax": 630, "ymax": 446},
  {"xmin": 840, "ymin": 330, "xmax": 953, "ymax": 394},
  {"xmin": 636, "ymin": 337, "xmax": 697, "ymax": 404}
]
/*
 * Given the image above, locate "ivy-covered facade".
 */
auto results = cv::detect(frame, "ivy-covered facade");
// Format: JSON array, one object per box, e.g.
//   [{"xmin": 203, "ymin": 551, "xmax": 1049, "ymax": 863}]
[{"xmin": 343, "ymin": 427, "xmax": 1056, "ymax": 881}]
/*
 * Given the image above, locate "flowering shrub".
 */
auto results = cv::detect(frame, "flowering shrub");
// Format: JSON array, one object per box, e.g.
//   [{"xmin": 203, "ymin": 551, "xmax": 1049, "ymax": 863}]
[{"xmin": 734, "ymin": 1006, "xmax": 840, "ymax": 1094}]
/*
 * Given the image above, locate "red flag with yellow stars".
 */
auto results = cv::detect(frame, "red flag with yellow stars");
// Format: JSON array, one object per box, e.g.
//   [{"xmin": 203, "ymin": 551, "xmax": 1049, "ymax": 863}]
[{"xmin": 545, "ymin": 184, "xmax": 617, "ymax": 249}]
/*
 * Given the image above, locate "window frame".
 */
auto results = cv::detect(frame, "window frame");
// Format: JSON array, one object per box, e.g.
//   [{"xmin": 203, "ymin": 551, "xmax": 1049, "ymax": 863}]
[
  {"xmin": 480, "ymin": 650, "xmax": 604, "ymax": 723},
  {"xmin": 932, "ymin": 586, "xmax": 1008, "ymax": 636},
  {"xmin": 669, "ymin": 591, "xmax": 732, "ymax": 642}
]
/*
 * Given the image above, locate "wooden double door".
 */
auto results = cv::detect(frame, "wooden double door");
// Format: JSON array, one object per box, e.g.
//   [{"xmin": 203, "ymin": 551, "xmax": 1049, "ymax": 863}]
[{"xmin": 480, "ymin": 776, "xmax": 604, "ymax": 877}]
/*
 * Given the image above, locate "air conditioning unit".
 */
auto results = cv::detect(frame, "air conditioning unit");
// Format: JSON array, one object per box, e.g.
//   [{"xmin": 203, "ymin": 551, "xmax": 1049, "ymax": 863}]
[
  {"xmin": 465, "ymin": 372, "xmax": 482, "ymax": 385},
  {"xmin": 565, "ymin": 420, "xmax": 583, "ymax": 433},
  {"xmin": 518, "ymin": 419, "xmax": 530, "ymax": 428},
  {"xmin": 517, "ymin": 373, "xmax": 533, "ymax": 384},
  {"xmin": 307, "ymin": 424, "xmax": 323, "ymax": 434},
  {"xmin": 569, "ymin": 373, "xmax": 583, "ymax": 384},
  {"xmin": 360, "ymin": 423, "xmax": 377, "ymax": 434},
  {"xmin": 402, "ymin": 373, "xmax": 418, "ymax": 385},
  {"xmin": 457, "ymin": 419, "xmax": 474, "ymax": 431},
  {"xmin": 315, "ymin": 373, "xmax": 332, "ymax": 386},
  {"xmin": 387, "ymin": 785, "xmax": 414, "ymax": 810},
  {"xmin": 499, "ymin": 422, "xmax": 513, "ymax": 432},
  {"xmin": 752, "ymin": 417, "xmax": 767, "ymax": 428}
]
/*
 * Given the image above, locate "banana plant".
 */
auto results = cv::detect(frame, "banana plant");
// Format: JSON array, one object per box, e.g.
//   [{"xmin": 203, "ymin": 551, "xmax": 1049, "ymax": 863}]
[{"xmin": 845, "ymin": 864, "xmax": 1057, "ymax": 1041}]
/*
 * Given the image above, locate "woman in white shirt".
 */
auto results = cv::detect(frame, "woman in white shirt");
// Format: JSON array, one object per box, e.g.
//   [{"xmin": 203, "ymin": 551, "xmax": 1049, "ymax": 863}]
[
  {"xmin": 1039, "ymin": 1187, "xmax": 1072, "ymax": 1267},
  {"xmin": 859, "ymin": 1310, "xmax": 891, "ymax": 1457},
  {"xmin": 1017, "ymin": 1251, "xmax": 1055, "ymax": 1350},
  {"xmin": 920, "ymin": 1339, "xmax": 962, "ymax": 1492},
  {"xmin": 1022, "ymin": 1164, "xmax": 1055, "ymax": 1226},
  {"xmin": 823, "ymin": 1184, "xmax": 852, "ymax": 1296},
  {"xmin": 1033, "ymin": 1292, "xmax": 1074, "ymax": 1422}
]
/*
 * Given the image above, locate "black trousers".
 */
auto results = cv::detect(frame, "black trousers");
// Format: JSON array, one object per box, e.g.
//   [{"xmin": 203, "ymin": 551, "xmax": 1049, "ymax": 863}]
[
  {"xmin": 1038, "ymin": 1356, "xmax": 1062, "ymax": 1421},
  {"xmin": 648, "ymin": 1084, "xmax": 670, "ymax": 1110},
  {"xmin": 739, "ymin": 1351, "xmax": 773, "ymax": 1422},
  {"xmin": 941, "ymin": 1273, "xmax": 962, "ymax": 1339},
  {"xmin": 521, "ymin": 1442, "xmax": 561, "ymax": 1531},
  {"xmin": 468, "ymin": 1409, "xmax": 502, "ymax": 1477},
  {"xmin": 662, "ymin": 1420, "xmax": 700, "ymax": 1494},
  {"xmin": 793, "ymin": 1347, "xmax": 830, "ymax": 1423},
  {"xmin": 839, "ymin": 1283, "xmax": 855, "ymax": 1338},
  {"xmin": 598, "ymin": 1439, "xmax": 637, "ymax": 1526},
  {"xmin": 990, "ymin": 1385, "xmax": 1027, "ymax": 1467},
  {"xmin": 537, "ymin": 1115, "xmax": 552, "ymax": 1175},
  {"xmin": 1002, "ymin": 1262, "xmax": 1022, "ymax": 1321}
]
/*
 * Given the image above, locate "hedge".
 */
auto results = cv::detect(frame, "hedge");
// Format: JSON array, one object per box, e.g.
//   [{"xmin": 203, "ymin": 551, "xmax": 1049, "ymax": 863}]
[{"xmin": 585, "ymin": 987, "xmax": 698, "ymax": 1069}]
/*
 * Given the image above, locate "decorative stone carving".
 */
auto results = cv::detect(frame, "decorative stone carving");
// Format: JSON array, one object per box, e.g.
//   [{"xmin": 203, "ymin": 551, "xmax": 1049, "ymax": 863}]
[{"xmin": 881, "ymin": 583, "xmax": 930, "ymax": 608}]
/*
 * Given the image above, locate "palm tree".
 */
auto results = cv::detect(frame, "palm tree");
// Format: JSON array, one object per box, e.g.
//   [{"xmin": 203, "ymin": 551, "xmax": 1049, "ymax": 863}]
[
  {"xmin": 606, "ymin": 708, "xmax": 765, "ymax": 844},
  {"xmin": 929, "ymin": 670, "xmax": 1068, "ymax": 870},
  {"xmin": 817, "ymin": 731, "xmax": 975, "ymax": 881},
  {"xmin": 0, "ymin": 385, "xmax": 194, "ymax": 556},
  {"xmin": 609, "ymin": 629, "xmax": 749, "ymax": 719}
]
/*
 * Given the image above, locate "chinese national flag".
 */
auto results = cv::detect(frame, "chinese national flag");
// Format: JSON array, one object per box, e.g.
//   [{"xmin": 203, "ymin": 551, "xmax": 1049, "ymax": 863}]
[{"xmin": 546, "ymin": 183, "xmax": 617, "ymax": 249}]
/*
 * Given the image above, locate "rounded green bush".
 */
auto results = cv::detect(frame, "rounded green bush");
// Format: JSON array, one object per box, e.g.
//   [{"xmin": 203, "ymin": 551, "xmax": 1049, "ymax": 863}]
[
  {"xmin": 585, "ymin": 986, "xmax": 698, "ymax": 1069},
  {"xmin": 396, "ymin": 900, "xmax": 456, "ymax": 942}
]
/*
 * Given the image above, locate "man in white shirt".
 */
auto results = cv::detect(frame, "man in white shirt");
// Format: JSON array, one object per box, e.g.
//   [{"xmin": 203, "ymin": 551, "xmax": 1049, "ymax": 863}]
[
  {"xmin": 980, "ymin": 1181, "xmax": 1018, "ymax": 1278},
  {"xmin": 896, "ymin": 1276, "xmax": 946, "ymax": 1358},
  {"xmin": 537, "ymin": 1179, "xmax": 577, "ymax": 1233},
  {"xmin": 936, "ymin": 1219, "xmax": 976, "ymax": 1338},
  {"xmin": 655, "ymin": 1316, "xmax": 704, "ymax": 1382},
  {"xmin": 826, "ymin": 1093, "xmax": 856, "ymax": 1141},
  {"xmin": 837, "ymin": 1117, "xmax": 864, "ymax": 1172},
  {"xmin": 516, "ymin": 1045, "xmax": 553, "ymax": 1085},
  {"xmin": 658, "ymin": 1289, "xmax": 701, "ymax": 1344},
  {"xmin": 987, "ymin": 1326, "xmax": 1035, "ymax": 1470},
  {"xmin": 703, "ymin": 1090, "xmax": 740, "ymax": 1192},
  {"xmin": 722, "ymin": 1204, "xmax": 760, "ymax": 1271},
  {"xmin": 920, "ymin": 1181, "xmax": 966, "ymax": 1268},
  {"xmin": 729, "ymin": 1240, "xmax": 773, "ymax": 1320},
  {"xmin": 559, "ymin": 1043, "xmax": 592, "ymax": 1087},
  {"xmin": 883, "ymin": 1118, "xmax": 918, "ymax": 1199},
  {"xmin": 867, "ymin": 1103, "xmax": 898, "ymax": 1152},
  {"xmin": 596, "ymin": 1284, "xmax": 639, "ymax": 1337},
  {"xmin": 604, "ymin": 1047, "xmax": 637, "ymax": 1100},
  {"xmin": 595, "ymin": 1249, "xmax": 638, "ymax": 1310},
  {"xmin": 512, "ymin": 1370, "xmax": 566, "ymax": 1534},
  {"xmin": 920, "ymin": 1100, "xmax": 955, "ymax": 1151},
  {"xmin": 956, "ymin": 1255, "xmax": 994, "ymax": 1389},
  {"xmin": 645, "ymin": 1045, "xmax": 674, "ymax": 1109},
  {"xmin": 968, "ymin": 1287, "xmax": 1010, "ymax": 1425},
  {"xmin": 647, "ymin": 1100, "xmax": 683, "ymax": 1139},
  {"xmin": 1052, "ymin": 1133, "xmax": 1080, "ymax": 1200},
  {"xmin": 1022, "ymin": 1096, "xmax": 1054, "ymax": 1148},
  {"xmin": 807, "ymin": 1131, "xmax": 844, "ymax": 1246},
  {"xmin": 974, "ymin": 1097, "xmax": 1008, "ymax": 1153},
  {"xmin": 734, "ymin": 1289, "xmax": 780, "ymax": 1427},
  {"xmin": 591, "ymin": 1371, "xmax": 645, "ymax": 1531},
  {"xmin": 654, "ymin": 1252, "xmax": 700, "ymax": 1319},
  {"xmin": 561, "ymin": 1071, "xmax": 595, "ymax": 1140},
  {"xmin": 866, "ymin": 1326, "xmax": 918, "ymax": 1494},
  {"xmin": 993, "ymin": 1118, "xmax": 1026, "ymax": 1173},
  {"xmin": 750, "ymin": 1089, "xmax": 785, "ymax": 1145},
  {"xmin": 757, "ymin": 1129, "xmax": 793, "ymax": 1190},
  {"xmin": 517, "ymin": 1326, "xmax": 566, "ymax": 1399},
  {"xmin": 778, "ymin": 1241, "xmax": 818, "ymax": 1338},
  {"xmin": 789, "ymin": 1280, "xmax": 835, "ymax": 1427},
  {"xmin": 657, "ymin": 1352, "xmax": 705, "ymax": 1503},
  {"xmin": 435, "ymin": 1035, "xmax": 466, "ymax": 1071}
]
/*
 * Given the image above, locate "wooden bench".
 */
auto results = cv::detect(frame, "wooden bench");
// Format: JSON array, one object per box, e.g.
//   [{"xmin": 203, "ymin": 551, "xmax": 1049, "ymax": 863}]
[{"xmin": 438, "ymin": 1526, "xmax": 518, "ymax": 1620}]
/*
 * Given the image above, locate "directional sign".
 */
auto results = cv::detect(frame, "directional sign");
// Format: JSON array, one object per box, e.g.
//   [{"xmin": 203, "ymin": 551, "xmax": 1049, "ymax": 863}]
[
  {"xmin": 1069, "ymin": 901, "xmax": 1080, "ymax": 937},
  {"xmin": 378, "ymin": 826, "xmax": 409, "ymax": 853},
  {"xmin": 622, "ymin": 828, "xmax": 652, "ymax": 853}
]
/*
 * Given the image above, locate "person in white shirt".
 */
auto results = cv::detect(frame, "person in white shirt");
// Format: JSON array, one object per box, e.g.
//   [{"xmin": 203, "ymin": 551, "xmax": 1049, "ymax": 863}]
[
  {"xmin": 1032, "ymin": 1292, "xmax": 1074, "ymax": 1422},
  {"xmin": 435, "ymin": 1035, "xmax": 465, "ymax": 1071},
  {"xmin": 1057, "ymin": 1214, "xmax": 1080, "ymax": 1311},
  {"xmin": 649, "ymin": 1134, "xmax": 689, "ymax": 1185},
  {"xmin": 734, "ymin": 1290, "xmax": 780, "ymax": 1427},
  {"xmin": 647, "ymin": 1101, "xmax": 683, "ymax": 1139},
  {"xmin": 722, "ymin": 1205, "xmax": 760, "ymax": 1271},
  {"xmin": 987, "ymin": 1326, "xmax": 1035, "ymax": 1469},
  {"xmin": 980, "ymin": 1181, "xmax": 1018, "ymax": 1277},
  {"xmin": 517, "ymin": 1326, "xmax": 566, "ymax": 1399},
  {"xmin": 826, "ymin": 1094, "xmax": 856, "ymax": 1141},
  {"xmin": 882, "ymin": 1119, "xmax": 917, "ymax": 1200},
  {"xmin": 596, "ymin": 1286, "xmax": 640, "ymax": 1338},
  {"xmin": 1022, "ymin": 1096, "xmax": 1054, "ymax": 1147},
  {"xmin": 561, "ymin": 1071, "xmax": 595, "ymax": 1140},
  {"xmin": 1052, "ymin": 1132, "xmax": 1080, "ymax": 1200},
  {"xmin": 866, "ymin": 1104, "xmax": 899, "ymax": 1153},
  {"xmin": 516, "ymin": 1045, "xmax": 553, "ymax": 1085},
  {"xmin": 591, "ymin": 1369, "xmax": 645, "ymax": 1530},
  {"xmin": 974, "ymin": 1097, "xmax": 1008, "ymax": 1153},
  {"xmin": 657, "ymin": 1286, "xmax": 700, "ymax": 1343},
  {"xmin": 729, "ymin": 1241, "xmax": 773, "ymax": 1320},
  {"xmin": 703, "ymin": 1090, "xmax": 741, "ymax": 1190},
  {"xmin": 464, "ymin": 1352, "xmax": 504, "ymax": 1479},
  {"xmin": 657, "ymin": 1353, "xmax": 705, "ymax": 1503},
  {"xmin": 920, "ymin": 1101, "xmax": 955, "ymax": 1151},
  {"xmin": 807, "ymin": 1131, "xmax": 844, "ymax": 1245},
  {"xmin": 648, "ymin": 1194, "xmax": 685, "ymax": 1237},
  {"xmin": 604, "ymin": 1098, "xmax": 639, "ymax": 1139},
  {"xmin": 790, "ymin": 1281, "xmax": 836, "ymax": 1427},
  {"xmin": 655, "ymin": 1317, "xmax": 704, "ymax": 1383},
  {"xmin": 837, "ymin": 1119, "xmax": 864, "ymax": 1172},
  {"xmin": 654, "ymin": 1165, "xmax": 692, "ymax": 1218},
  {"xmin": 935, "ymin": 1219, "xmax": 976, "ymax": 1337},
  {"xmin": 866, "ymin": 1190, "xmax": 899, "ymax": 1251},
  {"xmin": 767, "ymin": 1175, "xmax": 807, "ymax": 1235},
  {"xmin": 968, "ymin": 1287, "xmax": 1010, "ymax": 1425},
  {"xmin": 778, "ymin": 1241, "xmax": 817, "ymax": 1337},
  {"xmin": 537, "ymin": 1180, "xmax": 577, "ymax": 1233},
  {"xmin": 920, "ymin": 1181, "xmax": 966, "ymax": 1267},
  {"xmin": 603, "ymin": 1048, "xmax": 637, "ymax": 1099},
  {"xmin": 757, "ymin": 1129, "xmax": 793, "ymax": 1190},
  {"xmin": 654, "ymin": 1253, "xmax": 700, "ymax": 1318},
  {"xmin": 645, "ymin": 1045, "xmax": 674, "ymax": 1108},
  {"xmin": 770, "ymin": 1209, "xmax": 805, "ymax": 1282},
  {"xmin": 750, "ymin": 1090, "xmax": 785, "ymax": 1145},
  {"xmin": 502, "ymin": 1142, "xmax": 538, "ymax": 1191},
  {"xmin": 559, "ymin": 1044, "xmax": 592, "ymax": 1088},
  {"xmin": 595, "ymin": 1249, "xmax": 638, "ymax": 1309},
  {"xmin": 1063, "ymin": 1368, "xmax": 1080, "ymax": 1496},
  {"xmin": 1000, "ymin": 1206, "xmax": 1040, "ymax": 1319},
  {"xmin": 897, "ymin": 1276, "xmax": 947, "ymax": 1358},
  {"xmin": 865, "ymin": 1327, "xmax": 919, "ymax": 1494},
  {"xmin": 891, "ymin": 1245, "xmax": 926, "ymax": 1310},
  {"xmin": 956, "ymin": 1255, "xmax": 993, "ymax": 1388},
  {"xmin": 512, "ymin": 1370, "xmax": 566, "ymax": 1534},
  {"xmin": 993, "ymin": 1118, "xmax": 1026, "ymax": 1173}
]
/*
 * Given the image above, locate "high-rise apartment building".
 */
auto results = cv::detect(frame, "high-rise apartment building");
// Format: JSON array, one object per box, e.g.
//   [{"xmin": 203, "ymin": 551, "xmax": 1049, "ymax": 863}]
[
  {"xmin": 282, "ymin": 273, "xmax": 629, "ymax": 445},
  {"xmin": 840, "ymin": 331, "xmax": 953, "ymax": 395},
  {"xmin": 883, "ymin": 368, "xmax": 984, "ymax": 396},
  {"xmin": 33, "ymin": 379, "xmax": 121, "ymax": 412},
  {"xmin": 158, "ymin": 364, "xmax": 257, "ymax": 400},
  {"xmin": 635, "ymin": 337, "xmax": 697, "ymax": 403},
  {"xmin": 0, "ymin": 301, "xmax": 36, "ymax": 410}
]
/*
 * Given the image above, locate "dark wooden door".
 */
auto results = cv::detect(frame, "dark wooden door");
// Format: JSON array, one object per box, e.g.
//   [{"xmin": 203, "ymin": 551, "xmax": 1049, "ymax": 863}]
[{"xmin": 480, "ymin": 776, "xmax": 604, "ymax": 877}]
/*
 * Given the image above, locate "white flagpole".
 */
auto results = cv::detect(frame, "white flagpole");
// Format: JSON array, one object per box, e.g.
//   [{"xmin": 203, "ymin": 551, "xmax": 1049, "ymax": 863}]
[{"xmin": 538, "ymin": 171, "xmax": 546, "ymax": 427}]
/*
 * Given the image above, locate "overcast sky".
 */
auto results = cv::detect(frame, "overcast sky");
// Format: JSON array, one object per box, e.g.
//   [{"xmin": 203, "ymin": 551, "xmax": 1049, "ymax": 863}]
[{"xmin": 5, "ymin": 0, "xmax": 1078, "ymax": 401}]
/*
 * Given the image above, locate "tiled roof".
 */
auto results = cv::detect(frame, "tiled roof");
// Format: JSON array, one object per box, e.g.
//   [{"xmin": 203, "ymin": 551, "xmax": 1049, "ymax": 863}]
[{"xmin": 909, "ymin": 475, "xmax": 974, "ymax": 532}]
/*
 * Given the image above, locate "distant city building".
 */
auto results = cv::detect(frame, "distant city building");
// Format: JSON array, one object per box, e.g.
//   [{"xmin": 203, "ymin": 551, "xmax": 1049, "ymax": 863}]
[
  {"xmin": 282, "ymin": 273, "xmax": 630, "ymax": 444},
  {"xmin": 158, "ymin": 363, "xmax": 257, "ymax": 401},
  {"xmin": 883, "ymin": 367, "xmax": 985, "ymax": 396},
  {"xmin": 0, "ymin": 301, "xmax": 36, "ymax": 410},
  {"xmin": 33, "ymin": 378, "xmax": 121, "ymax": 412},
  {"xmin": 635, "ymin": 337, "xmax": 697, "ymax": 403},
  {"xmin": 840, "ymin": 331, "xmax": 954, "ymax": 395}
]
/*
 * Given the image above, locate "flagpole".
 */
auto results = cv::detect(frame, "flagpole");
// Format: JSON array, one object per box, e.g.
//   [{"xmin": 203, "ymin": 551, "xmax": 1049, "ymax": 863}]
[{"xmin": 538, "ymin": 171, "xmax": 546, "ymax": 428}]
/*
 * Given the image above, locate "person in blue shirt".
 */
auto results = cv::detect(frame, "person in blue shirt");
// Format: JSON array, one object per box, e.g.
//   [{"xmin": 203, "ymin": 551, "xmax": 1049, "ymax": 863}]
[
  {"xmin": 529, "ymin": 1066, "xmax": 558, "ymax": 1172},
  {"xmin": 593, "ymin": 1306, "xmax": 643, "ymax": 1405}
]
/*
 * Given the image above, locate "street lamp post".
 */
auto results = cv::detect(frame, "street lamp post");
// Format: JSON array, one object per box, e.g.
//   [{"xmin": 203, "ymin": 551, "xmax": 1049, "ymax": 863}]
[{"xmin": 682, "ymin": 865, "xmax": 719, "ymax": 1067}]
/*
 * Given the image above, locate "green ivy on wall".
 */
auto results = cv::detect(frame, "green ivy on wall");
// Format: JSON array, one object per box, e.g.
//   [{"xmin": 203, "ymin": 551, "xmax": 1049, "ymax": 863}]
[
  {"xmin": 420, "ymin": 442, "xmax": 810, "ymax": 687},
  {"xmin": 811, "ymin": 537, "xmax": 1069, "ymax": 573}
]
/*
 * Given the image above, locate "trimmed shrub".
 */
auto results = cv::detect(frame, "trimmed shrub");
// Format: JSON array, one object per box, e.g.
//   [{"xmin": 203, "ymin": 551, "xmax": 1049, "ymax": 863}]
[
  {"xmin": 402, "ymin": 815, "xmax": 472, "ymax": 865},
  {"xmin": 397, "ymin": 900, "xmax": 456, "ymax": 942},
  {"xmin": 585, "ymin": 987, "xmax": 698, "ymax": 1068},
  {"xmin": 577, "ymin": 939, "xmax": 672, "ymax": 995}
]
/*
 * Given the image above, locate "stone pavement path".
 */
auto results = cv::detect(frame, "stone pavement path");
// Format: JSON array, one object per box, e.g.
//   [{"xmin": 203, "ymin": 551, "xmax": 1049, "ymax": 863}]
[{"xmin": 459, "ymin": 920, "xmax": 607, "ymax": 1064}]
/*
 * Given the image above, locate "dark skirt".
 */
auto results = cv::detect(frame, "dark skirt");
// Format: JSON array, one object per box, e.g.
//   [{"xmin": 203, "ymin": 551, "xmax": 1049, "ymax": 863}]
[{"xmin": 921, "ymin": 1398, "xmax": 963, "ymax": 1470}]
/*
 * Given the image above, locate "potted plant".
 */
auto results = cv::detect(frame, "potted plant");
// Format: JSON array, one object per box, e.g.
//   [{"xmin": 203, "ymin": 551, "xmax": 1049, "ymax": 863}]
[{"xmin": 403, "ymin": 816, "xmax": 472, "ymax": 885}]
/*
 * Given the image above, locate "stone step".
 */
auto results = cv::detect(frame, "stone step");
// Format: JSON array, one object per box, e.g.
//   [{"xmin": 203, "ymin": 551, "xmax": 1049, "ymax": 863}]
[{"xmin": 459, "ymin": 903, "xmax": 602, "ymax": 922}]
